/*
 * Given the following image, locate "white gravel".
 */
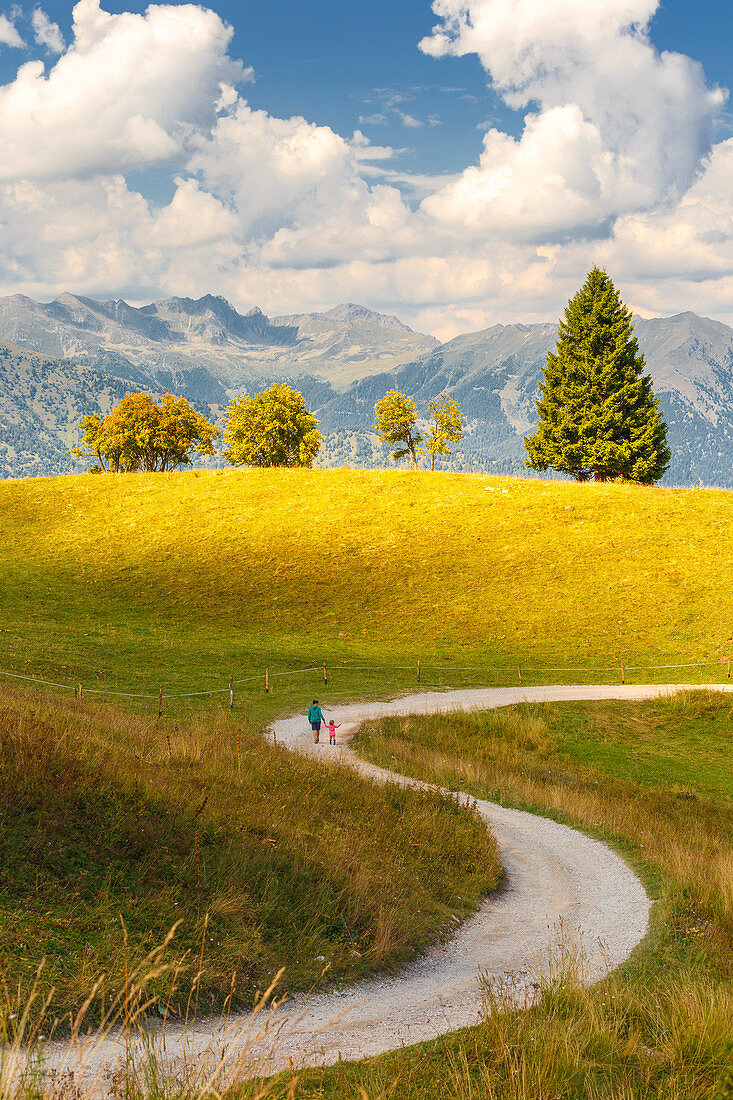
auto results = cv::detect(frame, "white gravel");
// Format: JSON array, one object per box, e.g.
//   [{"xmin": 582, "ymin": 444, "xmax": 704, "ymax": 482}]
[{"xmin": 41, "ymin": 683, "xmax": 730, "ymax": 1091}]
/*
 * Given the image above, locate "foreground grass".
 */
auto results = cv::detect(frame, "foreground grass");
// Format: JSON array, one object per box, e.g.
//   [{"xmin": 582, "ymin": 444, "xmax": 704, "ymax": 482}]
[
  {"xmin": 0, "ymin": 683, "xmax": 499, "ymax": 1029},
  {"xmin": 269, "ymin": 691, "xmax": 733, "ymax": 1098},
  {"xmin": 2, "ymin": 469, "xmax": 733, "ymax": 707}
]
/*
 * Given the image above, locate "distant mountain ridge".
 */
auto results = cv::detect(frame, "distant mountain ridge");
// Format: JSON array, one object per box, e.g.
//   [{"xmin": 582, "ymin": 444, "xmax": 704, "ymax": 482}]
[
  {"xmin": 1, "ymin": 292, "xmax": 733, "ymax": 485},
  {"xmin": 0, "ymin": 292, "xmax": 435, "ymax": 390},
  {"xmin": 313, "ymin": 311, "xmax": 733, "ymax": 485}
]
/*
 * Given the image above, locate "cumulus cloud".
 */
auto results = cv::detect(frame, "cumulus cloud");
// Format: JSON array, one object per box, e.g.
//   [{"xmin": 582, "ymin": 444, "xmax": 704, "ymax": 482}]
[
  {"xmin": 0, "ymin": 0, "xmax": 246, "ymax": 180},
  {"xmin": 189, "ymin": 103, "xmax": 356, "ymax": 230},
  {"xmin": 31, "ymin": 8, "xmax": 65, "ymax": 53},
  {"xmin": 187, "ymin": 104, "xmax": 418, "ymax": 268},
  {"xmin": 0, "ymin": 12, "xmax": 24, "ymax": 47},
  {"xmin": 421, "ymin": 0, "xmax": 726, "ymax": 233},
  {"xmin": 599, "ymin": 139, "xmax": 733, "ymax": 316},
  {"xmin": 1, "ymin": 0, "xmax": 733, "ymax": 335}
]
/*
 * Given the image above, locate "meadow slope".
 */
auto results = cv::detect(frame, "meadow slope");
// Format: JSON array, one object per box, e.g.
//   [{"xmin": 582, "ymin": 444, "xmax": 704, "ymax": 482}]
[
  {"xmin": 1, "ymin": 468, "xmax": 732, "ymax": 1097},
  {"xmin": 0, "ymin": 682, "xmax": 498, "ymax": 1027},
  {"xmin": 1, "ymin": 468, "xmax": 732, "ymax": 702}
]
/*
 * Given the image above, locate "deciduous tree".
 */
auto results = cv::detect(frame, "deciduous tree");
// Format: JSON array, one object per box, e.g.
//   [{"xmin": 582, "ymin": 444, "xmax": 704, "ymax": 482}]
[
  {"xmin": 426, "ymin": 392, "xmax": 462, "ymax": 471},
  {"xmin": 222, "ymin": 383, "xmax": 322, "ymax": 468},
  {"xmin": 524, "ymin": 268, "xmax": 670, "ymax": 483},
  {"xmin": 71, "ymin": 393, "xmax": 219, "ymax": 472},
  {"xmin": 374, "ymin": 389, "xmax": 422, "ymax": 469}
]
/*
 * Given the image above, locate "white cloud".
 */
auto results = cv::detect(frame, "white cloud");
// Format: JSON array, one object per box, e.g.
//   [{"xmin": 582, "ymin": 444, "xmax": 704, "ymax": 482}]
[
  {"xmin": 0, "ymin": 12, "xmax": 23, "ymax": 47},
  {"xmin": 396, "ymin": 110, "xmax": 422, "ymax": 128},
  {"xmin": 149, "ymin": 178, "xmax": 239, "ymax": 249},
  {"xmin": 424, "ymin": 105, "xmax": 612, "ymax": 238},
  {"xmin": 189, "ymin": 102, "xmax": 360, "ymax": 236},
  {"xmin": 420, "ymin": 0, "xmax": 726, "ymax": 233},
  {"xmin": 0, "ymin": 0, "xmax": 246, "ymax": 181},
  {"xmin": 31, "ymin": 8, "xmax": 65, "ymax": 53},
  {"xmin": 2, "ymin": 0, "xmax": 733, "ymax": 336},
  {"xmin": 599, "ymin": 139, "xmax": 733, "ymax": 316}
]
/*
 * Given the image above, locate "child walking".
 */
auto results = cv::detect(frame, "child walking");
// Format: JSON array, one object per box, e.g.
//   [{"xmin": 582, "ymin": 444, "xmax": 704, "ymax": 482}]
[{"xmin": 327, "ymin": 719, "xmax": 341, "ymax": 745}]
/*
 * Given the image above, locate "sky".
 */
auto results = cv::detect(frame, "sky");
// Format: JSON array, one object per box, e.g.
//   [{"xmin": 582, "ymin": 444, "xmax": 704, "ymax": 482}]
[{"xmin": 0, "ymin": 0, "xmax": 732, "ymax": 338}]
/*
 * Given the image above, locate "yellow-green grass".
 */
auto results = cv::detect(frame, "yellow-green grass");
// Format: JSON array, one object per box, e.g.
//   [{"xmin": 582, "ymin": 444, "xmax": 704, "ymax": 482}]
[
  {"xmin": 1, "ymin": 468, "xmax": 733, "ymax": 708},
  {"xmin": 0, "ymin": 682, "xmax": 499, "ymax": 1030},
  {"xmin": 2, "ymin": 467, "xmax": 733, "ymax": 1091},
  {"xmin": 267, "ymin": 692, "xmax": 733, "ymax": 1099}
]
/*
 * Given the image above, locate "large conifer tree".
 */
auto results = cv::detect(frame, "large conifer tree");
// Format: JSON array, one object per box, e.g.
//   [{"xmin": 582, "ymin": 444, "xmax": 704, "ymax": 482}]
[{"xmin": 524, "ymin": 268, "xmax": 670, "ymax": 483}]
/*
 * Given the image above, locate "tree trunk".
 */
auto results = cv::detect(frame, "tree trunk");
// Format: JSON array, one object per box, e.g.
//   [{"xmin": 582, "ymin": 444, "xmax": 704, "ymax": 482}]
[{"xmin": 431, "ymin": 453, "xmax": 435, "ymax": 472}]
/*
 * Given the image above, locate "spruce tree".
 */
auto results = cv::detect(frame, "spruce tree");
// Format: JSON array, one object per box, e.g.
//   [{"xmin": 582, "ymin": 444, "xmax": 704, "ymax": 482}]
[{"xmin": 524, "ymin": 268, "xmax": 670, "ymax": 483}]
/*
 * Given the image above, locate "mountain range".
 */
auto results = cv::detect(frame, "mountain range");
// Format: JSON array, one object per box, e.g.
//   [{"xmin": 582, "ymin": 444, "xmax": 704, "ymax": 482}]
[{"xmin": 1, "ymin": 292, "xmax": 732, "ymax": 486}]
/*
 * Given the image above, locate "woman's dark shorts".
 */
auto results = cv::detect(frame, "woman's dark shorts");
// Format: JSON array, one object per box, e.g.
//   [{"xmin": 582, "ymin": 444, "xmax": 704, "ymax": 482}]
[{"xmin": 311, "ymin": 721, "xmax": 322, "ymax": 732}]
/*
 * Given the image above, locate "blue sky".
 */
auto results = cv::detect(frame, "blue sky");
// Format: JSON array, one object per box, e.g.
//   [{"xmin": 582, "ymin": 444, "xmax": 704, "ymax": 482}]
[
  {"xmin": 0, "ymin": 0, "xmax": 732, "ymax": 335},
  {"xmin": 4, "ymin": 0, "xmax": 730, "ymax": 176},
  {"xmin": 215, "ymin": 0, "xmax": 733, "ymax": 170}
]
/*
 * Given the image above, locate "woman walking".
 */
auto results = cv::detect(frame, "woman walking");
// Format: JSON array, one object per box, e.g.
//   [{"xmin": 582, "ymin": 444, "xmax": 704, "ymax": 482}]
[{"xmin": 308, "ymin": 699, "xmax": 325, "ymax": 743}]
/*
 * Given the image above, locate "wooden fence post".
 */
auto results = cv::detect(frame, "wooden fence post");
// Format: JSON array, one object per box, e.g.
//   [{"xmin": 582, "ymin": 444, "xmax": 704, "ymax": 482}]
[
  {"xmin": 728, "ymin": 656, "xmax": 731, "ymax": 680},
  {"xmin": 621, "ymin": 663, "xmax": 625, "ymax": 685},
  {"xmin": 518, "ymin": 664, "xmax": 522, "ymax": 684},
  {"xmin": 323, "ymin": 660, "xmax": 328, "ymax": 686},
  {"xmin": 229, "ymin": 674, "xmax": 234, "ymax": 710},
  {"xmin": 158, "ymin": 687, "xmax": 163, "ymax": 718},
  {"xmin": 417, "ymin": 659, "xmax": 421, "ymax": 683},
  {"xmin": 265, "ymin": 668, "xmax": 270, "ymax": 694},
  {"xmin": 77, "ymin": 682, "xmax": 83, "ymax": 702}
]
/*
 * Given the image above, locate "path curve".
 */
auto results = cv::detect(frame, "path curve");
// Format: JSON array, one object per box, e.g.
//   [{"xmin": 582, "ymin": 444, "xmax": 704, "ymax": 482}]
[{"xmin": 44, "ymin": 683, "xmax": 729, "ymax": 1089}]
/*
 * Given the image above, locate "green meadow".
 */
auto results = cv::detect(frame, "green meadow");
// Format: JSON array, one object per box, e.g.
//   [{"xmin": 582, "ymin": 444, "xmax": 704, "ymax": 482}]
[
  {"xmin": 0, "ymin": 467, "xmax": 732, "ymax": 1096},
  {"xmin": 2, "ymin": 467, "xmax": 733, "ymax": 704}
]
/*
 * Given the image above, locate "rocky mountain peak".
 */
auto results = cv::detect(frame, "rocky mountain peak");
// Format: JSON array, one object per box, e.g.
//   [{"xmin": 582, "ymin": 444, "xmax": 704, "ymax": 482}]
[{"xmin": 320, "ymin": 303, "xmax": 414, "ymax": 333}]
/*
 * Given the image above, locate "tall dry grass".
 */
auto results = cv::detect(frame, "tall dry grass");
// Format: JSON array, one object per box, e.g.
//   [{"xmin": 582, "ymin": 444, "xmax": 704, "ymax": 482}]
[{"xmin": 0, "ymin": 683, "xmax": 500, "ymax": 1032}]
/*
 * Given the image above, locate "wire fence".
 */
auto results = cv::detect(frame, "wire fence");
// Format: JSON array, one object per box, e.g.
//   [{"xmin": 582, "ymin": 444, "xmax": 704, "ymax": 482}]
[{"xmin": 0, "ymin": 654, "xmax": 730, "ymax": 714}]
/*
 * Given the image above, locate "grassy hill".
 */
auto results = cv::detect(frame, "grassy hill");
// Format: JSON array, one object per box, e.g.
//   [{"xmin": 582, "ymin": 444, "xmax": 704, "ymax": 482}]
[
  {"xmin": 1, "ymin": 467, "xmax": 732, "ymax": 1093},
  {"xmin": 1, "ymin": 468, "xmax": 733, "ymax": 705}
]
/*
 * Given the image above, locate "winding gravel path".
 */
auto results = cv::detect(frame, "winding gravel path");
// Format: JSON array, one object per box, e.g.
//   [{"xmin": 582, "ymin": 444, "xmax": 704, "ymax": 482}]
[{"xmin": 44, "ymin": 683, "xmax": 728, "ymax": 1090}]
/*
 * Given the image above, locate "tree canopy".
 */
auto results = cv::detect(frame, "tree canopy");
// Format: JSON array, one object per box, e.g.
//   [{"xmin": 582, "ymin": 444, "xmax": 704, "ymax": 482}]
[
  {"xmin": 524, "ymin": 267, "xmax": 670, "ymax": 483},
  {"xmin": 222, "ymin": 383, "xmax": 322, "ymax": 468},
  {"xmin": 72, "ymin": 393, "xmax": 220, "ymax": 473},
  {"xmin": 374, "ymin": 389, "xmax": 423, "ymax": 469},
  {"xmin": 425, "ymin": 392, "xmax": 462, "ymax": 471}
]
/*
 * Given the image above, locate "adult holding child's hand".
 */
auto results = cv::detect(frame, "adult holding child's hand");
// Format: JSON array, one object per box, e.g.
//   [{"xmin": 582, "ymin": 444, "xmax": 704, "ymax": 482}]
[{"xmin": 307, "ymin": 699, "xmax": 325, "ymax": 744}]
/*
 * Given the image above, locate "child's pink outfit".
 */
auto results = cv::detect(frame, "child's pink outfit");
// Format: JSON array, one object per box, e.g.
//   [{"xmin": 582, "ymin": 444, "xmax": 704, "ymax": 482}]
[{"xmin": 327, "ymin": 721, "xmax": 341, "ymax": 744}]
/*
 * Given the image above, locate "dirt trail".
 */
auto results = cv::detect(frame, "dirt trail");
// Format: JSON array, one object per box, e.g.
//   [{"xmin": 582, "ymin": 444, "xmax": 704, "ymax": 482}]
[{"xmin": 44, "ymin": 684, "xmax": 728, "ymax": 1090}]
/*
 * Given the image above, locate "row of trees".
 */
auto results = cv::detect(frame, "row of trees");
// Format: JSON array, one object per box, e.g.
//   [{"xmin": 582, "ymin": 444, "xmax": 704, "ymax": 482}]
[
  {"xmin": 73, "ymin": 384, "xmax": 322, "ymax": 472},
  {"xmin": 73, "ymin": 269, "xmax": 669, "ymax": 482},
  {"xmin": 73, "ymin": 384, "xmax": 464, "ymax": 472},
  {"xmin": 373, "ymin": 390, "xmax": 462, "ymax": 470}
]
